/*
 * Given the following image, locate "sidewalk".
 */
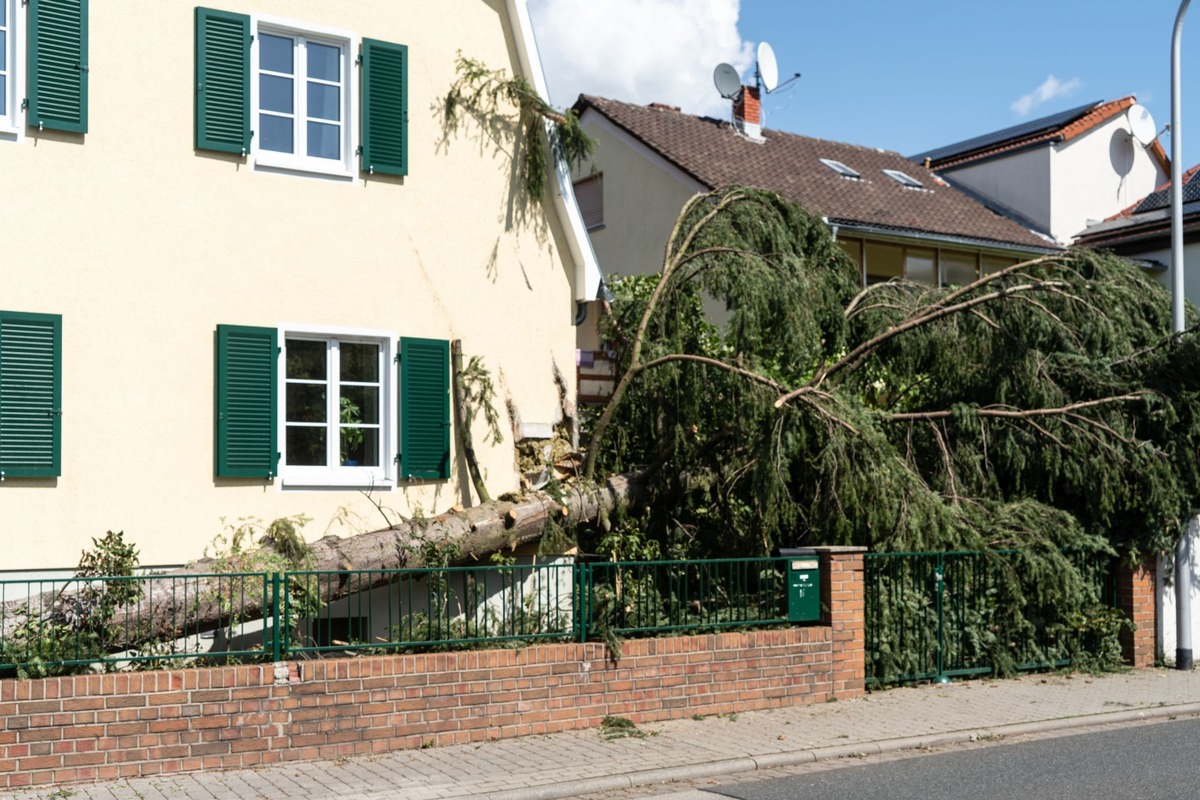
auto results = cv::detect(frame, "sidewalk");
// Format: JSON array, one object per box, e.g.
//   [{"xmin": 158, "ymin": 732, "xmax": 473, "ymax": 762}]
[{"xmin": 7, "ymin": 668, "xmax": 1200, "ymax": 800}]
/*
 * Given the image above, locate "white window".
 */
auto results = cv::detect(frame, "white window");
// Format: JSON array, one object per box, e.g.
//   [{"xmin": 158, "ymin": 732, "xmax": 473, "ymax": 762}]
[
  {"xmin": 280, "ymin": 327, "xmax": 395, "ymax": 488},
  {"xmin": 574, "ymin": 174, "xmax": 604, "ymax": 231},
  {"xmin": 819, "ymin": 158, "xmax": 861, "ymax": 180},
  {"xmin": 0, "ymin": 0, "xmax": 22, "ymax": 137},
  {"xmin": 883, "ymin": 169, "xmax": 924, "ymax": 189},
  {"xmin": 252, "ymin": 16, "xmax": 356, "ymax": 177}
]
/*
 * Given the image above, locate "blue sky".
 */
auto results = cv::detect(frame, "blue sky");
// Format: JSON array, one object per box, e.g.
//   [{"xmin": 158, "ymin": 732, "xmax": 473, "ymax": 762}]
[{"xmin": 529, "ymin": 1, "xmax": 1200, "ymax": 169}]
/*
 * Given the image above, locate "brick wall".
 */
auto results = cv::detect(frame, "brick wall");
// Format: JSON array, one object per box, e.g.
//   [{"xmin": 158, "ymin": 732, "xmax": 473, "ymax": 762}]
[
  {"xmin": 0, "ymin": 549, "xmax": 867, "ymax": 789},
  {"xmin": 1115, "ymin": 559, "xmax": 1157, "ymax": 668}
]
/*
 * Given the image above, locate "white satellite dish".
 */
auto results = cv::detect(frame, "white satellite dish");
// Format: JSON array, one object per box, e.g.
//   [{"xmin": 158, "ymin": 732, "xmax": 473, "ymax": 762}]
[
  {"xmin": 713, "ymin": 63, "xmax": 741, "ymax": 99},
  {"xmin": 757, "ymin": 42, "xmax": 779, "ymax": 93},
  {"xmin": 1128, "ymin": 104, "xmax": 1157, "ymax": 146}
]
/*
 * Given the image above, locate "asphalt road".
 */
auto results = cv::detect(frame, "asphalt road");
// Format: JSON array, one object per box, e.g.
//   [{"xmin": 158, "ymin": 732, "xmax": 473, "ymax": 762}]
[{"xmin": 698, "ymin": 717, "xmax": 1200, "ymax": 800}]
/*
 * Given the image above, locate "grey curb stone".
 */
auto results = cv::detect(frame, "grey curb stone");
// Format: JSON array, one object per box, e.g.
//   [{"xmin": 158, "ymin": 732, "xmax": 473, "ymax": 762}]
[{"xmin": 463, "ymin": 702, "xmax": 1200, "ymax": 800}]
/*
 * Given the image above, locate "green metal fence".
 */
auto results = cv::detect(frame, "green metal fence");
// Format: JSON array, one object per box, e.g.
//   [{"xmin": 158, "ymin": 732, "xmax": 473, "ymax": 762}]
[
  {"xmin": 0, "ymin": 572, "xmax": 275, "ymax": 676},
  {"xmin": 282, "ymin": 563, "xmax": 578, "ymax": 656},
  {"xmin": 864, "ymin": 550, "xmax": 1117, "ymax": 686},
  {"xmin": 0, "ymin": 557, "xmax": 794, "ymax": 674},
  {"xmin": 581, "ymin": 558, "xmax": 789, "ymax": 637}
]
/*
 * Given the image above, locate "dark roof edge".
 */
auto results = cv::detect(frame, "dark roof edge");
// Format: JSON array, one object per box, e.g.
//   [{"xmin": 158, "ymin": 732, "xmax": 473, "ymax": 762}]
[
  {"xmin": 911, "ymin": 99, "xmax": 1102, "ymax": 164},
  {"xmin": 828, "ymin": 220, "xmax": 1059, "ymax": 255},
  {"xmin": 574, "ymin": 95, "xmax": 717, "ymax": 191}
]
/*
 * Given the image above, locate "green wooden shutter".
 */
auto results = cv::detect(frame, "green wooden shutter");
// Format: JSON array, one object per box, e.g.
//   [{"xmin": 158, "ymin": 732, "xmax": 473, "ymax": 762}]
[
  {"xmin": 195, "ymin": 7, "xmax": 250, "ymax": 155},
  {"xmin": 360, "ymin": 38, "xmax": 408, "ymax": 176},
  {"xmin": 27, "ymin": 0, "xmax": 88, "ymax": 133},
  {"xmin": 215, "ymin": 325, "xmax": 277, "ymax": 479},
  {"xmin": 400, "ymin": 337, "xmax": 449, "ymax": 480},
  {"xmin": 0, "ymin": 312, "xmax": 62, "ymax": 478}
]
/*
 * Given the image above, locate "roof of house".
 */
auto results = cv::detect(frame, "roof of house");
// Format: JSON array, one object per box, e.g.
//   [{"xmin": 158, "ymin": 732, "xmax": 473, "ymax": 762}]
[
  {"xmin": 912, "ymin": 97, "xmax": 1170, "ymax": 173},
  {"xmin": 574, "ymin": 94, "xmax": 1055, "ymax": 252},
  {"xmin": 1077, "ymin": 163, "xmax": 1200, "ymax": 247}
]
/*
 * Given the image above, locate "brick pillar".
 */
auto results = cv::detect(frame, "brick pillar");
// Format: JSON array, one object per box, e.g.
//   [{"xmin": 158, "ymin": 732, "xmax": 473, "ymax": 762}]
[
  {"xmin": 1114, "ymin": 559, "xmax": 1157, "ymax": 667},
  {"xmin": 813, "ymin": 546, "xmax": 867, "ymax": 699}
]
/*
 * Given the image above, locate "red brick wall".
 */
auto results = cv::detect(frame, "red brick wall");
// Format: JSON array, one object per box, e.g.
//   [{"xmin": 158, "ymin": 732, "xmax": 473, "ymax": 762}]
[
  {"xmin": 1115, "ymin": 560, "xmax": 1157, "ymax": 668},
  {"xmin": 0, "ymin": 550, "xmax": 866, "ymax": 789}
]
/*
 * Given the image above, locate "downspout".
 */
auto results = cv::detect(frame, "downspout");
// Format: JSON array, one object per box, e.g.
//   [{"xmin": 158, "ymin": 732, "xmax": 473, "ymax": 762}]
[{"xmin": 505, "ymin": 0, "xmax": 604, "ymax": 319}]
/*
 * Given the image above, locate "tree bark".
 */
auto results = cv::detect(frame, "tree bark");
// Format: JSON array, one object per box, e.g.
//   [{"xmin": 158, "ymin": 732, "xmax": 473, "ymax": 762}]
[{"xmin": 1, "ymin": 475, "xmax": 642, "ymax": 643}]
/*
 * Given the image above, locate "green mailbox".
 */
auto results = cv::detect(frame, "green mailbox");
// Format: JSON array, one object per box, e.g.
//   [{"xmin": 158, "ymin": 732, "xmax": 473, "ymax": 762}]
[{"xmin": 778, "ymin": 548, "xmax": 820, "ymax": 622}]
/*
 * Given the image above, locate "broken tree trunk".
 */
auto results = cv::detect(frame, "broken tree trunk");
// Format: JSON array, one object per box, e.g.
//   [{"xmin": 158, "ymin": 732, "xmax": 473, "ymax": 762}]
[{"xmin": 1, "ymin": 474, "xmax": 642, "ymax": 643}]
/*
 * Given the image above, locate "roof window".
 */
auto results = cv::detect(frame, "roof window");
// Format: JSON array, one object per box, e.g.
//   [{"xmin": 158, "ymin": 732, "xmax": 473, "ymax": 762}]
[
  {"xmin": 819, "ymin": 158, "xmax": 861, "ymax": 180},
  {"xmin": 883, "ymin": 169, "xmax": 924, "ymax": 189}
]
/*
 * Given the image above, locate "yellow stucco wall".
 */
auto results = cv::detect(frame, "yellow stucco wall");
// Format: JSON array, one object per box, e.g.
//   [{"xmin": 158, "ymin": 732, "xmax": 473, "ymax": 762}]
[{"xmin": 0, "ymin": 1, "xmax": 579, "ymax": 569}]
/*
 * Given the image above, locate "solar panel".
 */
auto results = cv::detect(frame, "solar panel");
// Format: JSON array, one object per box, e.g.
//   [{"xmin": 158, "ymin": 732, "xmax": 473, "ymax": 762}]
[
  {"xmin": 910, "ymin": 100, "xmax": 1102, "ymax": 164},
  {"xmin": 1133, "ymin": 170, "xmax": 1200, "ymax": 214}
]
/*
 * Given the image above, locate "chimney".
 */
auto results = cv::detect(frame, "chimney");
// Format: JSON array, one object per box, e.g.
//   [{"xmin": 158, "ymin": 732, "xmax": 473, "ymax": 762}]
[{"xmin": 733, "ymin": 85, "xmax": 763, "ymax": 141}]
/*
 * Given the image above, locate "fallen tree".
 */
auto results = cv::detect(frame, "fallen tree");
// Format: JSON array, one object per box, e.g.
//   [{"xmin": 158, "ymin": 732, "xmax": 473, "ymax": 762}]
[{"xmin": 1, "ymin": 474, "xmax": 641, "ymax": 645}]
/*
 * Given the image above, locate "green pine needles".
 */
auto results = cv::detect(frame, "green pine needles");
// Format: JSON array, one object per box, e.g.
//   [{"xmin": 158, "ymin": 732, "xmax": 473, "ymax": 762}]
[
  {"xmin": 443, "ymin": 54, "xmax": 594, "ymax": 205},
  {"xmin": 583, "ymin": 185, "xmax": 1200, "ymax": 672}
]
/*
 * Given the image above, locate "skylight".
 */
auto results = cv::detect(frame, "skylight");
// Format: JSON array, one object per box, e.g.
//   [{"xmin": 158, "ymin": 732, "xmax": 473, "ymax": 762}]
[
  {"xmin": 819, "ymin": 158, "xmax": 861, "ymax": 180},
  {"xmin": 883, "ymin": 169, "xmax": 924, "ymax": 189}
]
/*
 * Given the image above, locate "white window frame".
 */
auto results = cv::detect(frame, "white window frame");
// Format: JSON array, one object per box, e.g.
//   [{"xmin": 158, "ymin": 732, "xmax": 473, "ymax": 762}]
[
  {"xmin": 250, "ymin": 14, "xmax": 357, "ymax": 179},
  {"xmin": 819, "ymin": 158, "xmax": 861, "ymax": 180},
  {"xmin": 882, "ymin": 169, "xmax": 925, "ymax": 190},
  {"xmin": 278, "ymin": 324, "xmax": 397, "ymax": 489},
  {"xmin": 0, "ymin": 0, "xmax": 25, "ymax": 140}
]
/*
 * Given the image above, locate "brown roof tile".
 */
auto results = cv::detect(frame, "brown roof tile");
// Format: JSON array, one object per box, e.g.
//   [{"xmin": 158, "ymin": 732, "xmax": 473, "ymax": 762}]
[{"xmin": 576, "ymin": 95, "xmax": 1054, "ymax": 251}]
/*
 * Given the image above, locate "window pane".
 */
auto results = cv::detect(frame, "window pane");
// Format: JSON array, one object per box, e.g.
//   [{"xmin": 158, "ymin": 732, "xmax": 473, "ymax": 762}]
[
  {"xmin": 982, "ymin": 255, "xmax": 1016, "ymax": 275},
  {"xmin": 260, "ymin": 33, "xmax": 293, "ymax": 75},
  {"xmin": 261, "ymin": 114, "xmax": 295, "ymax": 154},
  {"xmin": 307, "ymin": 121, "xmax": 340, "ymax": 159},
  {"xmin": 287, "ymin": 426, "xmax": 326, "ymax": 466},
  {"xmin": 307, "ymin": 42, "xmax": 340, "ymax": 82},
  {"xmin": 0, "ymin": 4, "xmax": 6, "ymax": 24},
  {"xmin": 941, "ymin": 251, "xmax": 978, "ymax": 286},
  {"xmin": 0, "ymin": 80, "xmax": 5, "ymax": 118},
  {"xmin": 287, "ymin": 384, "xmax": 326, "ymax": 423},
  {"xmin": 340, "ymin": 343, "xmax": 379, "ymax": 382},
  {"xmin": 307, "ymin": 82, "xmax": 340, "ymax": 121},
  {"xmin": 905, "ymin": 248, "xmax": 937, "ymax": 285},
  {"xmin": 260, "ymin": 74, "xmax": 294, "ymax": 114},
  {"xmin": 0, "ymin": 30, "xmax": 7, "ymax": 68},
  {"xmin": 864, "ymin": 242, "xmax": 904, "ymax": 283},
  {"xmin": 341, "ymin": 427, "xmax": 380, "ymax": 467},
  {"xmin": 341, "ymin": 386, "xmax": 379, "ymax": 425},
  {"xmin": 286, "ymin": 339, "xmax": 326, "ymax": 379}
]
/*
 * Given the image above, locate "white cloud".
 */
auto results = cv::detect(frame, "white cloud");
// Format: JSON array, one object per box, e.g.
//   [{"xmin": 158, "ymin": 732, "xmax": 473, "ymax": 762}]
[
  {"xmin": 527, "ymin": 0, "xmax": 754, "ymax": 118},
  {"xmin": 1010, "ymin": 74, "xmax": 1083, "ymax": 116}
]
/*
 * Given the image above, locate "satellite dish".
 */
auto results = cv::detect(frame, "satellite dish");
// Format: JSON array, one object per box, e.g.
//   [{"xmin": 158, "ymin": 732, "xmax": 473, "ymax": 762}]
[
  {"xmin": 757, "ymin": 42, "xmax": 779, "ymax": 93},
  {"xmin": 713, "ymin": 63, "xmax": 741, "ymax": 99},
  {"xmin": 1127, "ymin": 104, "xmax": 1157, "ymax": 146}
]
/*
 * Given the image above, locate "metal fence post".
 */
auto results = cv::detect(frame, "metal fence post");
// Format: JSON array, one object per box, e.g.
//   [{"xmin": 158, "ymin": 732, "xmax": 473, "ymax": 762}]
[
  {"xmin": 934, "ymin": 554, "xmax": 949, "ymax": 684},
  {"xmin": 271, "ymin": 572, "xmax": 283, "ymax": 662},
  {"xmin": 577, "ymin": 561, "xmax": 589, "ymax": 643}
]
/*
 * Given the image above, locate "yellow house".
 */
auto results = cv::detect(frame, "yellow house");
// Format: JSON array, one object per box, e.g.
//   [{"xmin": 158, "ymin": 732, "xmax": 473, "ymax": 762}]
[{"xmin": 0, "ymin": 1, "xmax": 600, "ymax": 571}]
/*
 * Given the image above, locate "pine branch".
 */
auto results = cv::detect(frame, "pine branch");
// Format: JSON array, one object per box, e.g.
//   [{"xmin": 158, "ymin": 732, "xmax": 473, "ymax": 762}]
[{"xmin": 881, "ymin": 393, "xmax": 1147, "ymax": 422}]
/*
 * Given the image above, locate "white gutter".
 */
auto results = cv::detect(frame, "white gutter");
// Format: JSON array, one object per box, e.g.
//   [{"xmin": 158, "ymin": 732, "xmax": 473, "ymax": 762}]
[{"xmin": 505, "ymin": 0, "xmax": 603, "ymax": 304}]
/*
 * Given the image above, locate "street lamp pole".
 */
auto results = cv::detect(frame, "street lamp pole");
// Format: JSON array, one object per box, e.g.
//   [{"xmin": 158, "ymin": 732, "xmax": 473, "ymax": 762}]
[{"xmin": 1172, "ymin": 0, "xmax": 1193, "ymax": 672}]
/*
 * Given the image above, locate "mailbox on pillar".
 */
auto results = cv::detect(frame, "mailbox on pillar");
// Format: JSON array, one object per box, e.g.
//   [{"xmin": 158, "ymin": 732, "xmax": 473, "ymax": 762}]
[{"xmin": 775, "ymin": 547, "xmax": 820, "ymax": 622}]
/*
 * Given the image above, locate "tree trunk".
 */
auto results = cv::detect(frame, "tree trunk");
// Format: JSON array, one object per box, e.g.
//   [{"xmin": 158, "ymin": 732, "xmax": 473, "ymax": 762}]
[{"xmin": 1, "ymin": 475, "xmax": 642, "ymax": 643}]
